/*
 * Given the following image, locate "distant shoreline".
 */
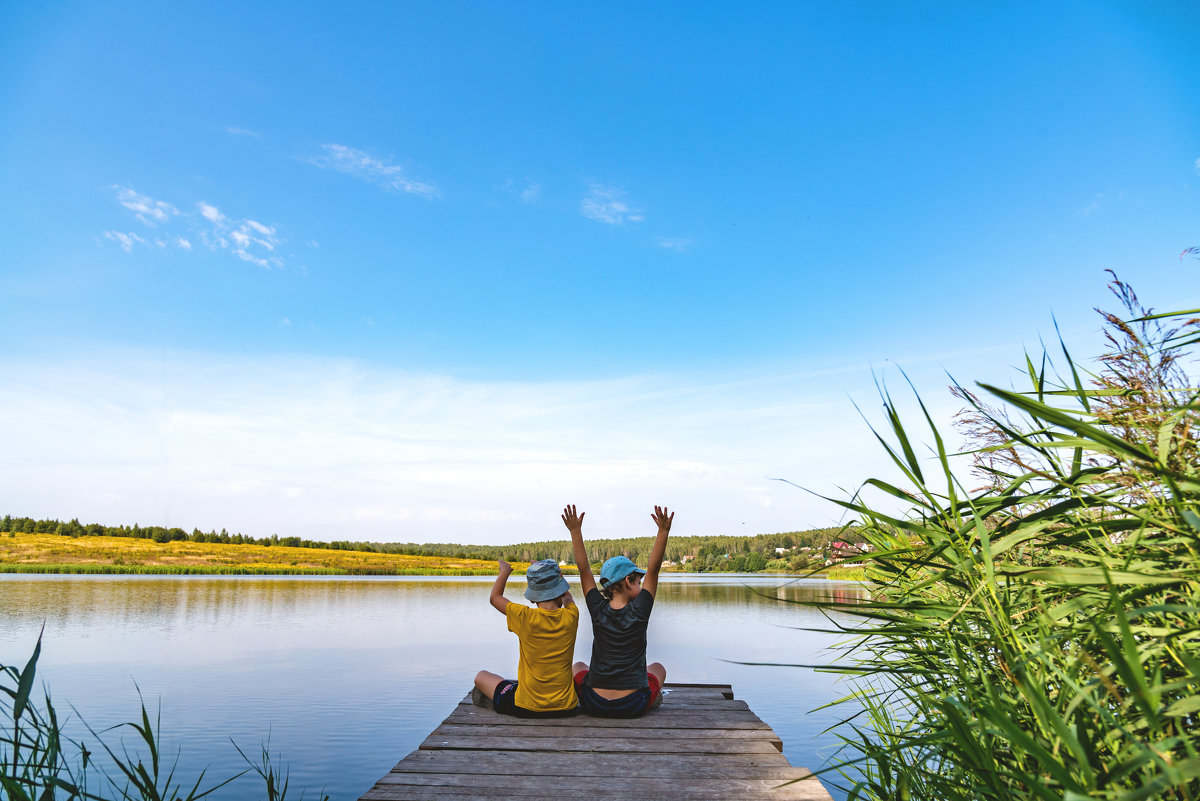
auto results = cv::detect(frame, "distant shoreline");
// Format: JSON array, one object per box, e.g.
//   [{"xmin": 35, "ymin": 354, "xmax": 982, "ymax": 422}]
[
  {"xmin": 0, "ymin": 563, "xmax": 864, "ymax": 580},
  {"xmin": 0, "ymin": 530, "xmax": 864, "ymax": 580}
]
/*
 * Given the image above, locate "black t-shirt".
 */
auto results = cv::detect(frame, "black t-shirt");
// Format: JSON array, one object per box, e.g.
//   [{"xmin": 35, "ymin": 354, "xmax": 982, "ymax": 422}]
[{"xmin": 584, "ymin": 587, "xmax": 654, "ymax": 690}]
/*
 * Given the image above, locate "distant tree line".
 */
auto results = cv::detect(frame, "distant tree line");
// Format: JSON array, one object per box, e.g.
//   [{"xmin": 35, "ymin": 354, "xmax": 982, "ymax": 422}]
[{"xmin": 0, "ymin": 515, "xmax": 862, "ymax": 572}]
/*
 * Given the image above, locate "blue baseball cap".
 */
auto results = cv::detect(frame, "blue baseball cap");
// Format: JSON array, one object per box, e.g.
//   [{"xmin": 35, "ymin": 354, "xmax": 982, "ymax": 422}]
[
  {"xmin": 524, "ymin": 559, "xmax": 570, "ymax": 602},
  {"xmin": 599, "ymin": 555, "xmax": 645, "ymax": 589}
]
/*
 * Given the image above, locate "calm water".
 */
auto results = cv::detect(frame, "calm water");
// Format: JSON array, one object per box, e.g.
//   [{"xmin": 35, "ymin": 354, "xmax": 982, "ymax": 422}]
[{"xmin": 0, "ymin": 574, "xmax": 866, "ymax": 800}]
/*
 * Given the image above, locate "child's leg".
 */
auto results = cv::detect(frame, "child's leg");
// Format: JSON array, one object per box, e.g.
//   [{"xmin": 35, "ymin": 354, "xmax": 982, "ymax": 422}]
[
  {"xmin": 647, "ymin": 662, "xmax": 666, "ymax": 710},
  {"xmin": 474, "ymin": 670, "xmax": 505, "ymax": 700}
]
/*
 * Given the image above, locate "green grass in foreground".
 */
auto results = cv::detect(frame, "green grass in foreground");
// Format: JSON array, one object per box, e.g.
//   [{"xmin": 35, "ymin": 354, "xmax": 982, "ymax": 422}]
[{"xmin": 3, "ymin": 632, "xmax": 326, "ymax": 801}]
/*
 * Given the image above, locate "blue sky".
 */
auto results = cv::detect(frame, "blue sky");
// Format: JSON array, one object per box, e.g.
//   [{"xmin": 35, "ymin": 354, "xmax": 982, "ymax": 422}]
[{"xmin": 2, "ymin": 1, "xmax": 1198, "ymax": 544}]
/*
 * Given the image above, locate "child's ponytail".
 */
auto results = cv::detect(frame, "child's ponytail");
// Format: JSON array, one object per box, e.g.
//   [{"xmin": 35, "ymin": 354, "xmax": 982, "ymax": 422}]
[{"xmin": 599, "ymin": 576, "xmax": 628, "ymax": 602}]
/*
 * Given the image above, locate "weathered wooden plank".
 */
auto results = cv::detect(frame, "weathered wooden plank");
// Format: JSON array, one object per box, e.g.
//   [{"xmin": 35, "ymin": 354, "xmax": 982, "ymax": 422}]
[
  {"xmin": 365, "ymin": 774, "xmax": 829, "ymax": 799},
  {"xmin": 661, "ymin": 682, "xmax": 734, "ymax": 699},
  {"xmin": 419, "ymin": 733, "xmax": 783, "ymax": 754},
  {"xmin": 363, "ymin": 785, "xmax": 826, "ymax": 801},
  {"xmin": 391, "ymin": 749, "xmax": 800, "ymax": 777},
  {"xmin": 445, "ymin": 707, "xmax": 771, "ymax": 729},
  {"xmin": 362, "ymin": 783, "xmax": 829, "ymax": 800},
  {"xmin": 379, "ymin": 771, "xmax": 818, "ymax": 788},
  {"xmin": 431, "ymin": 722, "xmax": 781, "ymax": 740}
]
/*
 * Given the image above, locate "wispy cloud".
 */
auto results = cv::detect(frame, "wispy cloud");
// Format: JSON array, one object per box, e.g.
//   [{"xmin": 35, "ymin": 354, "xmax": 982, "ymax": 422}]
[
  {"xmin": 197, "ymin": 202, "xmax": 283, "ymax": 268},
  {"xmin": 225, "ymin": 126, "xmax": 262, "ymax": 138},
  {"xmin": 656, "ymin": 237, "xmax": 692, "ymax": 252},
  {"xmin": 104, "ymin": 186, "xmax": 288, "ymax": 268},
  {"xmin": 1194, "ymin": 156, "xmax": 1200, "ymax": 174},
  {"xmin": 307, "ymin": 144, "xmax": 438, "ymax": 198},
  {"xmin": 113, "ymin": 186, "xmax": 179, "ymax": 226},
  {"xmin": 503, "ymin": 178, "xmax": 541, "ymax": 203},
  {"xmin": 581, "ymin": 184, "xmax": 643, "ymax": 224},
  {"xmin": 1076, "ymin": 189, "xmax": 1136, "ymax": 217},
  {"xmin": 104, "ymin": 231, "xmax": 147, "ymax": 252},
  {"xmin": 199, "ymin": 203, "xmax": 225, "ymax": 224}
]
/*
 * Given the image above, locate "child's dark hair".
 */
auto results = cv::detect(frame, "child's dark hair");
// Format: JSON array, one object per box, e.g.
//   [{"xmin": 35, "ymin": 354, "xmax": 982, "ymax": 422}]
[{"xmin": 599, "ymin": 576, "xmax": 630, "ymax": 602}]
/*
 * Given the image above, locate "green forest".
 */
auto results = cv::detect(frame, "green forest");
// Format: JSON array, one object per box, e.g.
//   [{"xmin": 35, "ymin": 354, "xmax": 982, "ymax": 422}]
[{"xmin": 0, "ymin": 514, "xmax": 860, "ymax": 573}]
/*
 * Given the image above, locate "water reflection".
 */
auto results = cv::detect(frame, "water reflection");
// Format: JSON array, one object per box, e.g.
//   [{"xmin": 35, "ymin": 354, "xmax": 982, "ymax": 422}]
[
  {"xmin": 0, "ymin": 575, "xmax": 863, "ymax": 801},
  {"xmin": 662, "ymin": 576, "xmax": 868, "ymax": 608}
]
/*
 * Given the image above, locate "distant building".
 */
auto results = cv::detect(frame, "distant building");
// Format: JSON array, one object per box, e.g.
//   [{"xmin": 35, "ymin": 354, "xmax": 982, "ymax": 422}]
[{"xmin": 829, "ymin": 541, "xmax": 868, "ymax": 561}]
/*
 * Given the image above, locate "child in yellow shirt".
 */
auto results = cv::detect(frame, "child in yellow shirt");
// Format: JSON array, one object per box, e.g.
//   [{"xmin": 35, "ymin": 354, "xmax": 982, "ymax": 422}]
[{"xmin": 472, "ymin": 558, "xmax": 580, "ymax": 717}]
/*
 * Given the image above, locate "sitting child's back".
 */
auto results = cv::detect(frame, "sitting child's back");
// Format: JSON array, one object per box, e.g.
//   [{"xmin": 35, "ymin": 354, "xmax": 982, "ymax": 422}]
[
  {"xmin": 506, "ymin": 599, "xmax": 578, "ymax": 711},
  {"xmin": 473, "ymin": 557, "xmax": 579, "ymax": 717}
]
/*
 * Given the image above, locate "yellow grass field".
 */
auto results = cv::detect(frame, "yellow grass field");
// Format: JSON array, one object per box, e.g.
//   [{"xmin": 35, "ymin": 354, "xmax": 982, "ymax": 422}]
[{"xmin": 0, "ymin": 531, "xmax": 514, "ymax": 575}]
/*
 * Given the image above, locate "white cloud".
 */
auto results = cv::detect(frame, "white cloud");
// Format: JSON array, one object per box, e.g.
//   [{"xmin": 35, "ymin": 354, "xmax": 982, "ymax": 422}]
[
  {"xmin": 0, "ymin": 348, "xmax": 980, "ymax": 544},
  {"xmin": 105, "ymin": 189, "xmax": 289, "ymax": 269},
  {"xmin": 230, "ymin": 222, "xmax": 280, "ymax": 267},
  {"xmin": 581, "ymin": 184, "xmax": 644, "ymax": 225},
  {"xmin": 308, "ymin": 144, "xmax": 438, "ymax": 198},
  {"xmin": 113, "ymin": 186, "xmax": 178, "ymax": 226},
  {"xmin": 225, "ymin": 126, "xmax": 262, "ymax": 138},
  {"xmin": 197, "ymin": 204, "xmax": 283, "ymax": 268},
  {"xmin": 199, "ymin": 203, "xmax": 225, "ymax": 224},
  {"xmin": 656, "ymin": 237, "xmax": 692, "ymax": 252},
  {"xmin": 104, "ymin": 230, "xmax": 147, "ymax": 252}
]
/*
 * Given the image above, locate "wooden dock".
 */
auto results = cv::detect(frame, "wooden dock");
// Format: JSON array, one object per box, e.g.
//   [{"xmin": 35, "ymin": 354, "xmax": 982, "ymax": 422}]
[{"xmin": 359, "ymin": 683, "xmax": 833, "ymax": 800}]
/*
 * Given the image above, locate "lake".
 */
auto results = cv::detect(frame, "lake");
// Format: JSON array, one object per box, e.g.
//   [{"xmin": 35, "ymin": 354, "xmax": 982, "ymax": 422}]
[{"xmin": 0, "ymin": 574, "xmax": 866, "ymax": 800}]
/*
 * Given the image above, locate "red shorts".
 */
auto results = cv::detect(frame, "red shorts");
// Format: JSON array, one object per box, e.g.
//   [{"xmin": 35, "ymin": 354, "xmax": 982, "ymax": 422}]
[{"xmin": 573, "ymin": 670, "xmax": 661, "ymax": 717}]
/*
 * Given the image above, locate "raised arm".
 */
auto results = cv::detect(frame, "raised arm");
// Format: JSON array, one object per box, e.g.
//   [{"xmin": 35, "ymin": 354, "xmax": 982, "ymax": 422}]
[
  {"xmin": 562, "ymin": 505, "xmax": 595, "ymax": 595},
  {"xmin": 489, "ymin": 559, "xmax": 512, "ymax": 614},
  {"xmin": 641, "ymin": 505, "xmax": 673, "ymax": 598}
]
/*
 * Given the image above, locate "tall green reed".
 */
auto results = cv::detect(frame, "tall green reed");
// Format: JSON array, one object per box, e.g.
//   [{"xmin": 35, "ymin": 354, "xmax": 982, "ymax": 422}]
[
  {"xmin": 811, "ymin": 278, "xmax": 1199, "ymax": 800},
  {"xmin": 1, "ymin": 633, "xmax": 327, "ymax": 800}
]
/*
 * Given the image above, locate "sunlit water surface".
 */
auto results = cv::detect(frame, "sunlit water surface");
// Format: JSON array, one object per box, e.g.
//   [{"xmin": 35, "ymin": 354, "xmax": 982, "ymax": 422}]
[{"xmin": 0, "ymin": 575, "xmax": 866, "ymax": 800}]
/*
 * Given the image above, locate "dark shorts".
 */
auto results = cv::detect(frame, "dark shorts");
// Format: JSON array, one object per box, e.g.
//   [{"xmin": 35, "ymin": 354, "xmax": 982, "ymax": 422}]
[
  {"xmin": 572, "ymin": 670, "xmax": 662, "ymax": 718},
  {"xmin": 491, "ymin": 680, "xmax": 578, "ymax": 719}
]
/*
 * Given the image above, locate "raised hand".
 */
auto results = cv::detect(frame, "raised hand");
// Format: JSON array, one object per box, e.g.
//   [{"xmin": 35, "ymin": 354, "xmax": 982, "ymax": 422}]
[
  {"xmin": 498, "ymin": 558, "xmax": 512, "ymax": 576},
  {"xmin": 652, "ymin": 506, "xmax": 674, "ymax": 533},
  {"xmin": 561, "ymin": 505, "xmax": 585, "ymax": 535}
]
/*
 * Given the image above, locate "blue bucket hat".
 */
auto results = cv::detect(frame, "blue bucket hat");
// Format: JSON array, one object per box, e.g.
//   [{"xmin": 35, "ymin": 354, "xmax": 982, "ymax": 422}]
[
  {"xmin": 524, "ymin": 559, "xmax": 570, "ymax": 602},
  {"xmin": 599, "ymin": 555, "xmax": 645, "ymax": 589}
]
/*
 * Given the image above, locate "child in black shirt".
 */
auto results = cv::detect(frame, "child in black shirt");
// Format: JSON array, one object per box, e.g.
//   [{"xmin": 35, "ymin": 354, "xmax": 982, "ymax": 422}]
[{"xmin": 563, "ymin": 504, "xmax": 672, "ymax": 717}]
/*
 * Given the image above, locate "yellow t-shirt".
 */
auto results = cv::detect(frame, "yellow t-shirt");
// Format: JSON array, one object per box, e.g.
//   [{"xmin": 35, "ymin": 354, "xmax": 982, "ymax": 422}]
[{"xmin": 505, "ymin": 602, "xmax": 580, "ymax": 712}]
